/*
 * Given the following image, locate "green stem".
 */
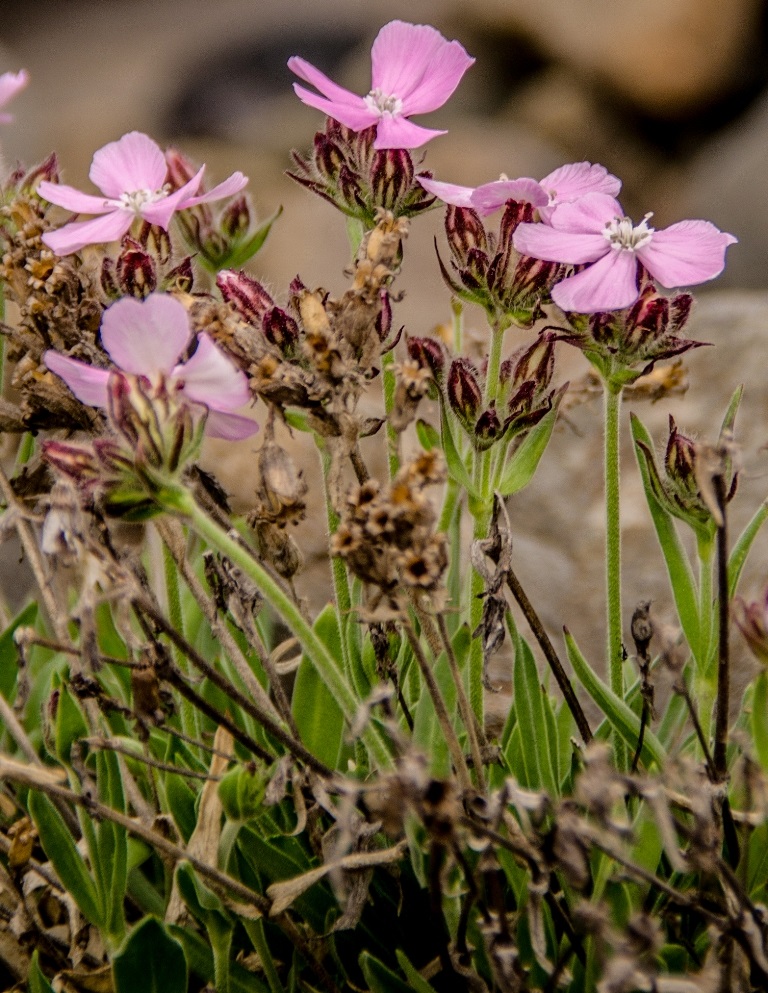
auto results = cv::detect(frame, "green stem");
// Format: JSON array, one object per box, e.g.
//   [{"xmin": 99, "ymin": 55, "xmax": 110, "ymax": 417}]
[
  {"xmin": 381, "ymin": 347, "xmax": 400, "ymax": 480},
  {"xmin": 696, "ymin": 534, "xmax": 715, "ymax": 672},
  {"xmin": 161, "ymin": 486, "xmax": 392, "ymax": 769},
  {"xmin": 604, "ymin": 382, "xmax": 626, "ymax": 769},
  {"xmin": 483, "ymin": 321, "xmax": 506, "ymax": 409},
  {"xmin": 451, "ymin": 297, "xmax": 463, "ymax": 355},
  {"xmin": 161, "ymin": 533, "xmax": 199, "ymax": 744},
  {"xmin": 468, "ymin": 499, "xmax": 493, "ymax": 724}
]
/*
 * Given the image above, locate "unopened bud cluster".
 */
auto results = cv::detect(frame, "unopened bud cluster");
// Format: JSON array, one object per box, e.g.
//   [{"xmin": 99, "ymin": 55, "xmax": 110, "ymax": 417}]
[
  {"xmin": 438, "ymin": 203, "xmax": 562, "ymax": 327},
  {"xmin": 288, "ymin": 119, "xmax": 436, "ymax": 227},
  {"xmin": 102, "ymin": 229, "xmax": 194, "ymax": 300},
  {"xmin": 433, "ymin": 333, "xmax": 559, "ymax": 452},
  {"xmin": 560, "ymin": 278, "xmax": 699, "ymax": 388}
]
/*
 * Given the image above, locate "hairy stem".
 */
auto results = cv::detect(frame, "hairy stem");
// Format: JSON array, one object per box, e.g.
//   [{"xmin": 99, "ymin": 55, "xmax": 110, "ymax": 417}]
[{"xmin": 604, "ymin": 382, "xmax": 626, "ymax": 769}]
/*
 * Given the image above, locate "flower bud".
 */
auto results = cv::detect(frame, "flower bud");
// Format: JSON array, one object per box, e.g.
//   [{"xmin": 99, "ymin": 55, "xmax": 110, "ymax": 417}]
[
  {"xmin": 375, "ymin": 290, "xmax": 392, "ymax": 341},
  {"xmin": 664, "ymin": 416, "xmax": 699, "ymax": 499},
  {"xmin": 164, "ymin": 147, "xmax": 198, "ymax": 187},
  {"xmin": 137, "ymin": 222, "xmax": 172, "ymax": 266},
  {"xmin": 498, "ymin": 199, "xmax": 535, "ymax": 243},
  {"xmin": 24, "ymin": 153, "xmax": 60, "ymax": 190},
  {"xmin": 371, "ymin": 148, "xmax": 414, "ymax": 211},
  {"xmin": 220, "ymin": 195, "xmax": 252, "ymax": 240},
  {"xmin": 217, "ymin": 269, "xmax": 274, "ymax": 326},
  {"xmin": 474, "ymin": 403, "xmax": 502, "ymax": 450},
  {"xmin": 504, "ymin": 333, "xmax": 556, "ymax": 394},
  {"xmin": 669, "ymin": 293, "xmax": 693, "ymax": 334},
  {"xmin": 116, "ymin": 238, "xmax": 157, "ymax": 298},
  {"xmin": 447, "ymin": 357, "xmax": 482, "ymax": 427},
  {"xmin": 445, "ymin": 205, "xmax": 487, "ymax": 263},
  {"xmin": 42, "ymin": 440, "xmax": 100, "ymax": 486}
]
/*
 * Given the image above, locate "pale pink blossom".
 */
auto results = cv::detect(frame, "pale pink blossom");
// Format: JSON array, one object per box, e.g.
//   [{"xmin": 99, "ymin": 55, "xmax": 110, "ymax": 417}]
[
  {"xmin": 0, "ymin": 70, "xmax": 28, "ymax": 124},
  {"xmin": 45, "ymin": 293, "xmax": 257, "ymax": 440},
  {"xmin": 39, "ymin": 131, "xmax": 247, "ymax": 255},
  {"xmin": 513, "ymin": 192, "xmax": 737, "ymax": 313},
  {"xmin": 288, "ymin": 20, "xmax": 474, "ymax": 150},
  {"xmin": 419, "ymin": 162, "xmax": 621, "ymax": 218}
]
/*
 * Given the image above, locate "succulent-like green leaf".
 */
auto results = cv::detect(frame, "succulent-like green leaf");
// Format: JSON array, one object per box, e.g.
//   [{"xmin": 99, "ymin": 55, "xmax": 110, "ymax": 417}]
[{"xmin": 113, "ymin": 917, "xmax": 187, "ymax": 993}]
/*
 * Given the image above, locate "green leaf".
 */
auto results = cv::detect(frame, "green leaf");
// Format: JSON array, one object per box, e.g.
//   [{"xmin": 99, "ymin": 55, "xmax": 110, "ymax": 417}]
[
  {"xmin": 497, "ymin": 393, "xmax": 561, "ymax": 497},
  {"xmin": 0, "ymin": 601, "xmax": 37, "ymax": 700},
  {"xmin": 28, "ymin": 791, "xmax": 101, "ymax": 927},
  {"xmin": 412, "ymin": 638, "xmax": 459, "ymax": 779},
  {"xmin": 164, "ymin": 775, "xmax": 198, "ymax": 844},
  {"xmin": 170, "ymin": 924, "xmax": 270, "ymax": 993},
  {"xmin": 218, "ymin": 206, "xmax": 283, "ymax": 270},
  {"xmin": 292, "ymin": 604, "xmax": 346, "ymax": 769},
  {"xmin": 440, "ymin": 403, "xmax": 477, "ymax": 497},
  {"xmin": 218, "ymin": 764, "xmax": 267, "ymax": 822},
  {"xmin": 28, "ymin": 951, "xmax": 55, "ymax": 993},
  {"xmin": 564, "ymin": 629, "xmax": 666, "ymax": 769},
  {"xmin": 752, "ymin": 671, "xmax": 768, "ymax": 771},
  {"xmin": 52, "ymin": 682, "xmax": 89, "ymax": 765},
  {"xmin": 359, "ymin": 951, "xmax": 412, "ymax": 993},
  {"xmin": 729, "ymin": 500, "xmax": 768, "ymax": 599},
  {"xmin": 512, "ymin": 633, "xmax": 558, "ymax": 795},
  {"xmin": 95, "ymin": 749, "xmax": 128, "ymax": 942},
  {"xmin": 176, "ymin": 862, "xmax": 233, "ymax": 993},
  {"xmin": 113, "ymin": 917, "xmax": 187, "ymax": 993},
  {"xmin": 415, "ymin": 419, "xmax": 439, "ymax": 452},
  {"xmin": 395, "ymin": 951, "xmax": 439, "ymax": 992},
  {"xmin": 631, "ymin": 414, "xmax": 700, "ymax": 658},
  {"xmin": 282, "ymin": 409, "xmax": 311, "ymax": 433}
]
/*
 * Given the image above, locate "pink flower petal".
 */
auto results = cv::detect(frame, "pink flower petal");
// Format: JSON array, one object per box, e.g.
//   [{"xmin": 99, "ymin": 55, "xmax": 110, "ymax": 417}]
[
  {"xmin": 539, "ymin": 162, "xmax": 622, "ymax": 205},
  {"xmin": 374, "ymin": 114, "xmax": 445, "ymax": 150},
  {"xmin": 0, "ymin": 69, "xmax": 28, "ymax": 122},
  {"xmin": 45, "ymin": 351, "xmax": 110, "ymax": 407},
  {"xmin": 636, "ymin": 220, "xmax": 738, "ymax": 289},
  {"xmin": 288, "ymin": 56, "xmax": 369, "ymax": 109},
  {"xmin": 176, "ymin": 333, "xmax": 251, "ymax": 410},
  {"xmin": 513, "ymin": 221, "xmax": 609, "ymax": 265},
  {"xmin": 370, "ymin": 21, "xmax": 474, "ymax": 115},
  {"xmin": 41, "ymin": 210, "xmax": 133, "ymax": 255},
  {"xmin": 89, "ymin": 132, "xmax": 168, "ymax": 199},
  {"xmin": 290, "ymin": 83, "xmax": 378, "ymax": 131},
  {"xmin": 548, "ymin": 193, "xmax": 623, "ymax": 234},
  {"xmin": 417, "ymin": 177, "xmax": 476, "ymax": 208},
  {"xmin": 179, "ymin": 171, "xmax": 248, "ymax": 208},
  {"xmin": 37, "ymin": 181, "xmax": 115, "ymax": 215},
  {"xmin": 101, "ymin": 295, "xmax": 191, "ymax": 376},
  {"xmin": 140, "ymin": 168, "xmax": 205, "ymax": 229},
  {"xmin": 204, "ymin": 409, "xmax": 259, "ymax": 440},
  {"xmin": 471, "ymin": 178, "xmax": 548, "ymax": 214},
  {"xmin": 552, "ymin": 250, "xmax": 640, "ymax": 313}
]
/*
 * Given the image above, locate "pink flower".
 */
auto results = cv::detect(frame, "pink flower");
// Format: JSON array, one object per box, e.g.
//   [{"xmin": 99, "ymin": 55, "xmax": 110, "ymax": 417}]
[
  {"xmin": 288, "ymin": 20, "xmax": 474, "ymax": 150},
  {"xmin": 39, "ymin": 131, "xmax": 247, "ymax": 255},
  {"xmin": 0, "ymin": 70, "xmax": 28, "ymax": 124},
  {"xmin": 419, "ymin": 162, "xmax": 621, "ymax": 218},
  {"xmin": 45, "ymin": 293, "xmax": 257, "ymax": 440},
  {"xmin": 513, "ymin": 193, "xmax": 737, "ymax": 313}
]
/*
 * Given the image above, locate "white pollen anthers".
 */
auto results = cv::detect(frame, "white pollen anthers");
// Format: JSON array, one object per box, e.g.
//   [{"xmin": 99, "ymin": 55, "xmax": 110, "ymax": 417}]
[
  {"xmin": 364, "ymin": 88, "xmax": 404, "ymax": 117},
  {"xmin": 604, "ymin": 213, "xmax": 655, "ymax": 252}
]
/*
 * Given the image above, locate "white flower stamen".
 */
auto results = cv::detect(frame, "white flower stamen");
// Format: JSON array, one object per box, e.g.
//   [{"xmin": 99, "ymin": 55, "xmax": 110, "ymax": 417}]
[
  {"xmin": 117, "ymin": 186, "xmax": 170, "ymax": 215},
  {"xmin": 604, "ymin": 212, "xmax": 655, "ymax": 252},
  {"xmin": 365, "ymin": 88, "xmax": 403, "ymax": 117}
]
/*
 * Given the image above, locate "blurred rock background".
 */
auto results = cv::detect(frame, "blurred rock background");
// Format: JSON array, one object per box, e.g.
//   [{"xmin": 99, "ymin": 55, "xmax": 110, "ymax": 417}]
[{"xmin": 2, "ymin": 0, "xmax": 768, "ymax": 703}]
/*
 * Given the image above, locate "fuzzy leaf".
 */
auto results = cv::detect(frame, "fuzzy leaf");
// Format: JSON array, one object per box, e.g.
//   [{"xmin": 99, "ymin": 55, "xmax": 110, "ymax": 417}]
[
  {"xmin": 28, "ymin": 791, "xmax": 102, "ymax": 927},
  {"xmin": 359, "ymin": 951, "xmax": 412, "ymax": 993},
  {"xmin": 512, "ymin": 633, "xmax": 558, "ymax": 795},
  {"xmin": 564, "ymin": 629, "xmax": 666, "ymax": 768},
  {"xmin": 395, "ymin": 951, "xmax": 439, "ymax": 992},
  {"xmin": 729, "ymin": 500, "xmax": 768, "ymax": 599},
  {"xmin": 292, "ymin": 604, "xmax": 346, "ymax": 769},
  {"xmin": 415, "ymin": 418, "xmax": 439, "ymax": 452},
  {"xmin": 631, "ymin": 413, "xmax": 701, "ymax": 660},
  {"xmin": 752, "ymin": 671, "xmax": 768, "ymax": 772},
  {"xmin": 113, "ymin": 917, "xmax": 187, "ymax": 993},
  {"xmin": 29, "ymin": 952, "xmax": 55, "ymax": 993},
  {"xmin": 439, "ymin": 403, "xmax": 477, "ymax": 497},
  {"xmin": 497, "ymin": 390, "xmax": 562, "ymax": 497},
  {"xmin": 0, "ymin": 601, "xmax": 37, "ymax": 700}
]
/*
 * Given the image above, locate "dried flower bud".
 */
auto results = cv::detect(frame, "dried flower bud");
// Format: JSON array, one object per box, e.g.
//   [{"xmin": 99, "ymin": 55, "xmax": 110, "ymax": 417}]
[
  {"xmin": 42, "ymin": 440, "xmax": 101, "ymax": 487},
  {"xmin": 217, "ymin": 269, "xmax": 275, "ymax": 326},
  {"xmin": 447, "ymin": 357, "xmax": 482, "ymax": 427},
  {"xmin": 407, "ymin": 335, "xmax": 445, "ymax": 381},
  {"xmin": 734, "ymin": 587, "xmax": 768, "ymax": 665},
  {"xmin": 116, "ymin": 238, "xmax": 157, "ymax": 298},
  {"xmin": 24, "ymin": 152, "xmax": 60, "ymax": 190},
  {"xmin": 163, "ymin": 256, "xmax": 194, "ymax": 293},
  {"xmin": 263, "ymin": 306, "xmax": 299, "ymax": 355}
]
